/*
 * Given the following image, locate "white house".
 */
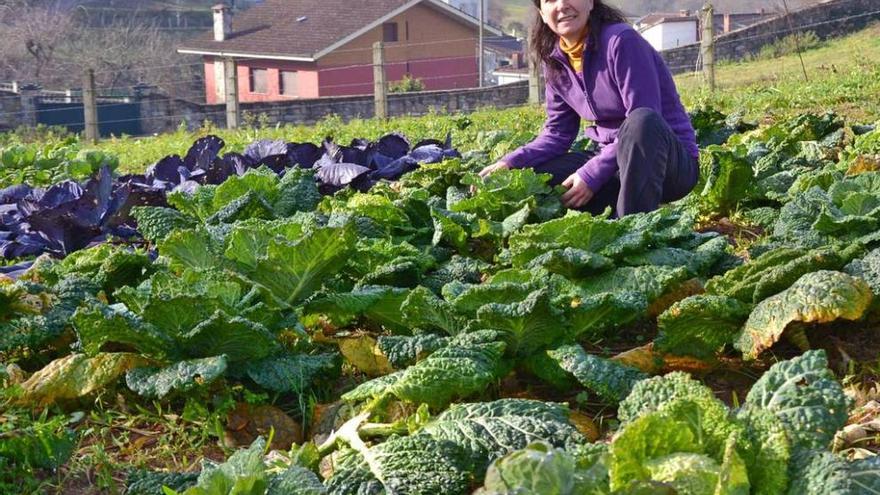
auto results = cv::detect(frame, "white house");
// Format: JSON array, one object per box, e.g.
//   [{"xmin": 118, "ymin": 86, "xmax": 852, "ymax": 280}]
[
  {"xmin": 484, "ymin": 35, "xmax": 525, "ymax": 85},
  {"xmin": 634, "ymin": 10, "xmax": 777, "ymax": 52},
  {"xmin": 635, "ymin": 11, "xmax": 699, "ymax": 51},
  {"xmin": 492, "ymin": 66, "xmax": 529, "ymax": 85}
]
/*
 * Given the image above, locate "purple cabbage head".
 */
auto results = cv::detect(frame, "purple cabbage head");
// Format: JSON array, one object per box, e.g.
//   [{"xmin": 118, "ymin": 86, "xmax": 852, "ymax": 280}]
[
  {"xmin": 244, "ymin": 139, "xmax": 288, "ymax": 162},
  {"xmin": 287, "ymin": 143, "xmax": 323, "ymax": 168},
  {"xmin": 0, "ymin": 132, "xmax": 460, "ymax": 259},
  {"xmin": 375, "ymin": 133, "xmax": 411, "ymax": 160},
  {"xmin": 184, "ymin": 135, "xmax": 225, "ymax": 171}
]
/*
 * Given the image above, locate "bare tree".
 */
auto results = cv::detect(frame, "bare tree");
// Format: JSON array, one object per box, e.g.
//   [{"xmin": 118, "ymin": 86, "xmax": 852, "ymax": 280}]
[
  {"xmin": 0, "ymin": 1, "xmax": 203, "ymax": 100},
  {"xmin": 59, "ymin": 19, "xmax": 203, "ymax": 99},
  {"xmin": 0, "ymin": 3, "xmax": 76, "ymax": 82}
]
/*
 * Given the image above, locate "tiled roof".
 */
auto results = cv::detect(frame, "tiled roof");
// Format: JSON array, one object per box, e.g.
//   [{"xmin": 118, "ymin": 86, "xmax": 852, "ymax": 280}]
[
  {"xmin": 636, "ymin": 11, "xmax": 779, "ymax": 33},
  {"xmin": 179, "ymin": 0, "xmax": 502, "ymax": 60},
  {"xmin": 636, "ymin": 12, "xmax": 699, "ymax": 31},
  {"xmin": 492, "ymin": 65, "xmax": 528, "ymax": 74},
  {"xmin": 484, "ymin": 35, "xmax": 523, "ymax": 55},
  {"xmin": 180, "ymin": 0, "xmax": 411, "ymax": 59}
]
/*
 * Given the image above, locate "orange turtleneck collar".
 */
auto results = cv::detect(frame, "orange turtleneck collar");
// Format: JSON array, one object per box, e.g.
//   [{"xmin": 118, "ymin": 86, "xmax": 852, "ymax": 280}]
[{"xmin": 559, "ymin": 28, "xmax": 588, "ymax": 73}]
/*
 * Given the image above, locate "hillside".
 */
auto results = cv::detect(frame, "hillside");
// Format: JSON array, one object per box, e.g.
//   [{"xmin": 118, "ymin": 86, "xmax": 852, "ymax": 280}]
[{"xmin": 675, "ymin": 22, "xmax": 880, "ymax": 122}]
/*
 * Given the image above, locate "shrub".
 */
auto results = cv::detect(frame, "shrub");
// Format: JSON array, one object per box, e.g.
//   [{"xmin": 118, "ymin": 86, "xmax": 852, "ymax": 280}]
[{"xmin": 389, "ymin": 74, "xmax": 426, "ymax": 93}]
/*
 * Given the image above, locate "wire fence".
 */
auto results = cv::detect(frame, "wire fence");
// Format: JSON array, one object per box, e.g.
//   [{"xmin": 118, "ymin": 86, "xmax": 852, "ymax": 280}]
[
  {"xmin": 0, "ymin": 38, "xmax": 496, "ymax": 102},
  {"xmin": 654, "ymin": 5, "xmax": 880, "ymax": 86},
  {"xmin": 713, "ymin": 8, "xmax": 880, "ymax": 48},
  {"xmin": 1, "ymin": 70, "xmax": 508, "ymax": 131},
  {"xmin": 0, "ymin": 94, "xmax": 529, "ymax": 132},
  {"xmin": 1, "ymin": 4, "xmax": 878, "ymax": 135},
  {"xmin": 0, "ymin": 34, "xmax": 502, "ymax": 103},
  {"xmin": 35, "ymin": 35, "xmax": 506, "ymax": 79},
  {"xmin": 3, "ymin": 4, "xmax": 872, "ymax": 91}
]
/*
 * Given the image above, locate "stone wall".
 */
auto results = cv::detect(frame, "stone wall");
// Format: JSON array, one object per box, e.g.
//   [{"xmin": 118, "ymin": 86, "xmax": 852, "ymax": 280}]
[
  {"xmin": 137, "ymin": 94, "xmax": 212, "ymax": 135},
  {"xmin": 138, "ymin": 80, "xmax": 529, "ymax": 135},
  {"xmin": 661, "ymin": 0, "xmax": 880, "ymax": 74},
  {"xmin": 0, "ymin": 91, "xmax": 23, "ymax": 132}
]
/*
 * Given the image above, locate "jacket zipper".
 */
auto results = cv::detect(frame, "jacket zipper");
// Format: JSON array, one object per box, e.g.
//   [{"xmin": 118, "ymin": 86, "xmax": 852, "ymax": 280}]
[{"xmin": 561, "ymin": 51, "xmax": 598, "ymax": 135}]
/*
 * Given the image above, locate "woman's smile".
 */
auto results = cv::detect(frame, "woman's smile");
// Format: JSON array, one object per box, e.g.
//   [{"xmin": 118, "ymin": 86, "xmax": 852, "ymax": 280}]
[{"xmin": 539, "ymin": 0, "xmax": 593, "ymax": 44}]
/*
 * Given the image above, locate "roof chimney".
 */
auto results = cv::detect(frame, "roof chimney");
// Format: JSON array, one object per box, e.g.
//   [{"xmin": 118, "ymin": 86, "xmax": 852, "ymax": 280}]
[
  {"xmin": 213, "ymin": 4, "xmax": 231, "ymax": 42},
  {"xmin": 512, "ymin": 52, "xmax": 523, "ymax": 68}
]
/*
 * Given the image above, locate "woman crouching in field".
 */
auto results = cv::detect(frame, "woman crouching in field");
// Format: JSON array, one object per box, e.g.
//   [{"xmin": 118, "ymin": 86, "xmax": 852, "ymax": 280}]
[{"xmin": 480, "ymin": 0, "xmax": 699, "ymax": 217}]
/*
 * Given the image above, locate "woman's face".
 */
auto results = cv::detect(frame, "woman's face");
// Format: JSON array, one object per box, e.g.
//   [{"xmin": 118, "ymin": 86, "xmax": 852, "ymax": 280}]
[{"xmin": 538, "ymin": 0, "xmax": 594, "ymax": 40}]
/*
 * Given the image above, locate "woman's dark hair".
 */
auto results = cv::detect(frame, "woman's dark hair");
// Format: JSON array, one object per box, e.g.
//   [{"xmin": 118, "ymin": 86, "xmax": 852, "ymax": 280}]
[{"xmin": 529, "ymin": 0, "xmax": 628, "ymax": 79}]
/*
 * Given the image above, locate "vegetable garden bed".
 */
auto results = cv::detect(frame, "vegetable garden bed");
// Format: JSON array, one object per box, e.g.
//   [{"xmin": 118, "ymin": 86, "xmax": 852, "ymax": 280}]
[{"xmin": 2, "ymin": 106, "xmax": 880, "ymax": 494}]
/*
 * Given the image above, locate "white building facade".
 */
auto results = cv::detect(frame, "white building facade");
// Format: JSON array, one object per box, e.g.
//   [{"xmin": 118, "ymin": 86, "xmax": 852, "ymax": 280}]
[
  {"xmin": 493, "ymin": 68, "xmax": 529, "ymax": 85},
  {"xmin": 639, "ymin": 19, "xmax": 698, "ymax": 51}
]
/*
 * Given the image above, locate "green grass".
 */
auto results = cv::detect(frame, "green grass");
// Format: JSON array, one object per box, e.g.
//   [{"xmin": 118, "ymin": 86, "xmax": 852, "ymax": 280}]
[
  {"xmin": 3, "ymin": 383, "xmax": 280, "ymax": 493},
  {"xmin": 676, "ymin": 23, "xmax": 880, "ymax": 123},
  {"xmin": 496, "ymin": 0, "xmax": 531, "ymax": 31},
  {"xmin": 98, "ymin": 106, "xmax": 548, "ymax": 174}
]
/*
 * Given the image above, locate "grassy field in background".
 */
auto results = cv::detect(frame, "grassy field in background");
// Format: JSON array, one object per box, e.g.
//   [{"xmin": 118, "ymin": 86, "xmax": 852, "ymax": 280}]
[{"xmin": 676, "ymin": 23, "xmax": 880, "ymax": 123}]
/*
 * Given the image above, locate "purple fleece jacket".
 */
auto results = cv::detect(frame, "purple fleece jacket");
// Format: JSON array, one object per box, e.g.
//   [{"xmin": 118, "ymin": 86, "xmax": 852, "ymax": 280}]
[{"xmin": 503, "ymin": 22, "xmax": 698, "ymax": 193}]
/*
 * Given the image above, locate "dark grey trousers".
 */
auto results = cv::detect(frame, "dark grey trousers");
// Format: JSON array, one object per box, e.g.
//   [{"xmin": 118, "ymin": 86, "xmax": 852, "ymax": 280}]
[{"xmin": 532, "ymin": 108, "xmax": 699, "ymax": 217}]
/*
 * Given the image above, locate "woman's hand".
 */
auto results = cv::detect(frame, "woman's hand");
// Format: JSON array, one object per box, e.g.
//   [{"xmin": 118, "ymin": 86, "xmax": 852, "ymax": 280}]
[
  {"xmin": 561, "ymin": 173, "xmax": 594, "ymax": 209},
  {"xmin": 478, "ymin": 161, "xmax": 510, "ymax": 178}
]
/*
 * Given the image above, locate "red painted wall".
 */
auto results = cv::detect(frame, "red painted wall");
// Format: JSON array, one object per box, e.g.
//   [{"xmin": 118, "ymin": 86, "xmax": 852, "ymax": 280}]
[
  {"xmin": 204, "ymin": 58, "xmax": 218, "ymax": 105},
  {"xmin": 202, "ymin": 58, "xmax": 320, "ymax": 104},
  {"xmin": 315, "ymin": 2, "xmax": 481, "ymax": 97},
  {"xmin": 236, "ymin": 61, "xmax": 321, "ymax": 102},
  {"xmin": 203, "ymin": 54, "xmax": 478, "ymax": 101},
  {"xmin": 198, "ymin": 3, "xmax": 481, "ymax": 102},
  {"xmin": 317, "ymin": 56, "xmax": 478, "ymax": 97},
  {"xmin": 403, "ymin": 56, "xmax": 480, "ymax": 91}
]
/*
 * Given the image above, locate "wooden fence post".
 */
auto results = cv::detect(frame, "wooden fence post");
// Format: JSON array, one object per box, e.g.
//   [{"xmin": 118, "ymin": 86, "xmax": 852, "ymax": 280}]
[
  {"xmin": 373, "ymin": 41, "xmax": 388, "ymax": 120},
  {"xmin": 701, "ymin": 3, "xmax": 716, "ymax": 91},
  {"xmin": 527, "ymin": 30, "xmax": 542, "ymax": 105},
  {"xmin": 478, "ymin": 0, "xmax": 484, "ymax": 88},
  {"xmin": 224, "ymin": 58, "xmax": 240, "ymax": 129},
  {"xmin": 18, "ymin": 83, "xmax": 40, "ymax": 129},
  {"xmin": 83, "ymin": 69, "xmax": 99, "ymax": 144}
]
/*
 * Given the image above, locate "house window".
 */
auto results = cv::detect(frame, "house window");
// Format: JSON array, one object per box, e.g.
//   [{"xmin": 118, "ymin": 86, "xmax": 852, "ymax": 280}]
[
  {"xmin": 280, "ymin": 71, "xmax": 298, "ymax": 96},
  {"xmin": 383, "ymin": 22, "xmax": 398, "ymax": 42},
  {"xmin": 249, "ymin": 68, "xmax": 268, "ymax": 94}
]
